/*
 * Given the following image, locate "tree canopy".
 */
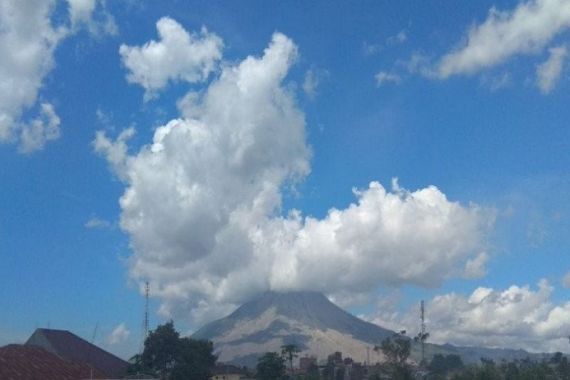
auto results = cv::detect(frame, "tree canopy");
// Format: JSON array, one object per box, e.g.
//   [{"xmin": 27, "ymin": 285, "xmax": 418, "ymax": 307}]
[
  {"xmin": 129, "ymin": 321, "xmax": 216, "ymax": 380},
  {"xmin": 257, "ymin": 352, "xmax": 286, "ymax": 380}
]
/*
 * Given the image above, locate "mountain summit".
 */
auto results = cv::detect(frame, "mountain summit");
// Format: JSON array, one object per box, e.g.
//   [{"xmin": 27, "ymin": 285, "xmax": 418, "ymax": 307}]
[{"xmin": 192, "ymin": 291, "xmax": 394, "ymax": 366}]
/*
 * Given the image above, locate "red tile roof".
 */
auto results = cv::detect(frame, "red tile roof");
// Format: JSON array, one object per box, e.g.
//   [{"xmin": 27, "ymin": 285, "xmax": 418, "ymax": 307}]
[{"xmin": 0, "ymin": 344, "xmax": 107, "ymax": 380}]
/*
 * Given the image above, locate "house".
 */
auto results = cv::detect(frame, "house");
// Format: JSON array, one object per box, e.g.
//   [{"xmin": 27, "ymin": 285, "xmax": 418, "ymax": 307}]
[
  {"xmin": 25, "ymin": 328, "xmax": 129, "ymax": 379},
  {"xmin": 210, "ymin": 363, "xmax": 251, "ymax": 380},
  {"xmin": 0, "ymin": 344, "xmax": 107, "ymax": 380}
]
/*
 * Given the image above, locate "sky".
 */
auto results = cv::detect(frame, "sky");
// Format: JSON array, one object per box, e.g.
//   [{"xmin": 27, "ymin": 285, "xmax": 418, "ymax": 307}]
[{"xmin": 1, "ymin": 0, "xmax": 570, "ymax": 359}]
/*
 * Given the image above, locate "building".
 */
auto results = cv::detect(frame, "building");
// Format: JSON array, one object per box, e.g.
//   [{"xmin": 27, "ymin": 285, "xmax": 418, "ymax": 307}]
[
  {"xmin": 210, "ymin": 363, "xmax": 251, "ymax": 380},
  {"xmin": 25, "ymin": 328, "xmax": 129, "ymax": 379},
  {"xmin": 0, "ymin": 344, "xmax": 107, "ymax": 380}
]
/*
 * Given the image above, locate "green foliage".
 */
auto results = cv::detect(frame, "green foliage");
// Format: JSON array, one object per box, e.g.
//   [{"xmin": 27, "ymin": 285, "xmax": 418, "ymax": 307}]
[
  {"xmin": 429, "ymin": 354, "xmax": 464, "ymax": 377},
  {"xmin": 447, "ymin": 356, "xmax": 570, "ymax": 380},
  {"xmin": 141, "ymin": 321, "xmax": 180, "ymax": 378},
  {"xmin": 282, "ymin": 343, "xmax": 300, "ymax": 376},
  {"xmin": 129, "ymin": 321, "xmax": 216, "ymax": 380},
  {"xmin": 375, "ymin": 333, "xmax": 413, "ymax": 380},
  {"xmin": 257, "ymin": 352, "xmax": 286, "ymax": 380},
  {"xmin": 170, "ymin": 338, "xmax": 217, "ymax": 380}
]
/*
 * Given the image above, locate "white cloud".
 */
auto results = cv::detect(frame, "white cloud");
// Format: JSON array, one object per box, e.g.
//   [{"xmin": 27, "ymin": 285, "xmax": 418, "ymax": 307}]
[
  {"xmin": 99, "ymin": 31, "xmax": 493, "ymax": 326},
  {"xmin": 437, "ymin": 0, "xmax": 570, "ymax": 78},
  {"xmin": 463, "ymin": 252, "xmax": 488, "ymax": 279},
  {"xmin": 0, "ymin": 0, "xmax": 116, "ymax": 154},
  {"xmin": 119, "ymin": 17, "xmax": 223, "ymax": 99},
  {"xmin": 563, "ymin": 272, "xmax": 570, "ymax": 288},
  {"xmin": 369, "ymin": 280, "xmax": 570, "ymax": 353},
  {"xmin": 107, "ymin": 323, "xmax": 130, "ymax": 345},
  {"xmin": 302, "ymin": 68, "xmax": 327, "ymax": 99},
  {"xmin": 536, "ymin": 45, "xmax": 567, "ymax": 93},
  {"xmin": 93, "ymin": 127, "xmax": 135, "ymax": 180},
  {"xmin": 375, "ymin": 71, "xmax": 402, "ymax": 86},
  {"xmin": 67, "ymin": 0, "xmax": 118, "ymax": 36},
  {"xmin": 18, "ymin": 103, "xmax": 61, "ymax": 153},
  {"xmin": 68, "ymin": 0, "xmax": 96, "ymax": 27},
  {"xmin": 85, "ymin": 216, "xmax": 112, "ymax": 229},
  {"xmin": 0, "ymin": 0, "xmax": 65, "ymax": 153}
]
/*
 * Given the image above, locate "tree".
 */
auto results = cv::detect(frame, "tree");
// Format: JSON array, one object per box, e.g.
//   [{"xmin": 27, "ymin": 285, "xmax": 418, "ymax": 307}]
[
  {"xmin": 375, "ymin": 332, "xmax": 412, "ymax": 380},
  {"xmin": 281, "ymin": 344, "xmax": 300, "ymax": 377},
  {"xmin": 429, "ymin": 354, "xmax": 464, "ymax": 377},
  {"xmin": 257, "ymin": 352, "xmax": 286, "ymax": 380},
  {"xmin": 141, "ymin": 321, "xmax": 180, "ymax": 378},
  {"xmin": 170, "ymin": 338, "xmax": 217, "ymax": 380},
  {"xmin": 131, "ymin": 321, "xmax": 216, "ymax": 380}
]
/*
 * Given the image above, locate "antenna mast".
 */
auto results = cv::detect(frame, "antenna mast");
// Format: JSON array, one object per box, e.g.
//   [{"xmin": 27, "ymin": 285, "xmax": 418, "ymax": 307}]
[
  {"xmin": 140, "ymin": 281, "xmax": 150, "ymax": 354},
  {"xmin": 419, "ymin": 300, "xmax": 427, "ymax": 363},
  {"xmin": 144, "ymin": 281, "xmax": 150, "ymax": 339}
]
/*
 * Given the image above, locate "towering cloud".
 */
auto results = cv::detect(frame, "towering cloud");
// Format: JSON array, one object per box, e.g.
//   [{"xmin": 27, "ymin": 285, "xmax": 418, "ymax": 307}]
[{"xmin": 99, "ymin": 25, "xmax": 493, "ymax": 325}]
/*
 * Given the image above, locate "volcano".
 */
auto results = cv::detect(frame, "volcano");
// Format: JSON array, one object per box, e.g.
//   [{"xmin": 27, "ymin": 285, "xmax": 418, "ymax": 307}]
[
  {"xmin": 192, "ymin": 291, "xmax": 396, "ymax": 366},
  {"xmin": 192, "ymin": 291, "xmax": 543, "ymax": 367}
]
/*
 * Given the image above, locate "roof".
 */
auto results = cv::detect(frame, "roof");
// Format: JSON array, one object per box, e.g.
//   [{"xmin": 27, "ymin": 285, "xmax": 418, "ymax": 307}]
[
  {"xmin": 25, "ymin": 328, "xmax": 129, "ymax": 378},
  {"xmin": 0, "ymin": 344, "xmax": 107, "ymax": 380},
  {"xmin": 212, "ymin": 363, "xmax": 248, "ymax": 375}
]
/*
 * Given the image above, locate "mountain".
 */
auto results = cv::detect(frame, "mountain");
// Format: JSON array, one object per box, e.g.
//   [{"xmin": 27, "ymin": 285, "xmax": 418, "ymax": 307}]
[
  {"xmin": 192, "ymin": 291, "xmax": 543, "ymax": 367},
  {"xmin": 192, "ymin": 291, "xmax": 394, "ymax": 367}
]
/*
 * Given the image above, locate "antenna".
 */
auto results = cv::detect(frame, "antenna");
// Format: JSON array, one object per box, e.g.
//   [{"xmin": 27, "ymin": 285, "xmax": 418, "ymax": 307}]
[
  {"xmin": 420, "ymin": 300, "xmax": 425, "ymax": 362},
  {"xmin": 144, "ymin": 281, "xmax": 150, "ymax": 338},
  {"xmin": 141, "ymin": 281, "xmax": 150, "ymax": 353},
  {"xmin": 413, "ymin": 300, "xmax": 429, "ymax": 365}
]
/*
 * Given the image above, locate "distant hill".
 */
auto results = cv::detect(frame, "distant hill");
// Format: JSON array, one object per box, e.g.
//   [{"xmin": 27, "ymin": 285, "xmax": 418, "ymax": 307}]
[{"xmin": 192, "ymin": 291, "xmax": 544, "ymax": 367}]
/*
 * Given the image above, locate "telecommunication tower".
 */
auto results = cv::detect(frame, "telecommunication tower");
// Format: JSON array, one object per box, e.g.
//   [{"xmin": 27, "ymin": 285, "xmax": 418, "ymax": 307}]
[
  {"xmin": 144, "ymin": 281, "xmax": 150, "ymax": 339},
  {"xmin": 140, "ymin": 281, "xmax": 150, "ymax": 354},
  {"xmin": 414, "ymin": 300, "xmax": 429, "ymax": 365}
]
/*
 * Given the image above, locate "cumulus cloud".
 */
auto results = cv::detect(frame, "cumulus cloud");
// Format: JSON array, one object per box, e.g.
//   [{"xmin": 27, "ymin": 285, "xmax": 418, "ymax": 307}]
[
  {"xmin": 107, "ymin": 323, "xmax": 130, "ymax": 345},
  {"xmin": 0, "ymin": 0, "xmax": 66, "ymax": 153},
  {"xmin": 368, "ymin": 280, "xmax": 570, "ymax": 353},
  {"xmin": 0, "ymin": 0, "xmax": 116, "ymax": 153},
  {"xmin": 437, "ymin": 0, "xmax": 570, "ymax": 78},
  {"xmin": 67, "ymin": 0, "xmax": 118, "ymax": 36},
  {"xmin": 93, "ymin": 127, "xmax": 135, "ymax": 180},
  {"xmin": 18, "ymin": 103, "xmax": 61, "ymax": 153},
  {"xmin": 98, "ymin": 29, "xmax": 493, "ymax": 326},
  {"xmin": 536, "ymin": 45, "xmax": 567, "ymax": 93},
  {"xmin": 119, "ymin": 17, "xmax": 223, "ymax": 99}
]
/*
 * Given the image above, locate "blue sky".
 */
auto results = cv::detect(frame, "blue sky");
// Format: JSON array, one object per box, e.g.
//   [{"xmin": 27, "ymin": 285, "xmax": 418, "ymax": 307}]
[{"xmin": 1, "ymin": 0, "xmax": 570, "ymax": 358}]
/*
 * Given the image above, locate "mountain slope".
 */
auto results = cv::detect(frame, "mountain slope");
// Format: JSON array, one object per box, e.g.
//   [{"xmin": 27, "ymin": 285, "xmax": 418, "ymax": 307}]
[
  {"xmin": 192, "ymin": 291, "xmax": 543, "ymax": 367},
  {"xmin": 192, "ymin": 291, "xmax": 395, "ymax": 366}
]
